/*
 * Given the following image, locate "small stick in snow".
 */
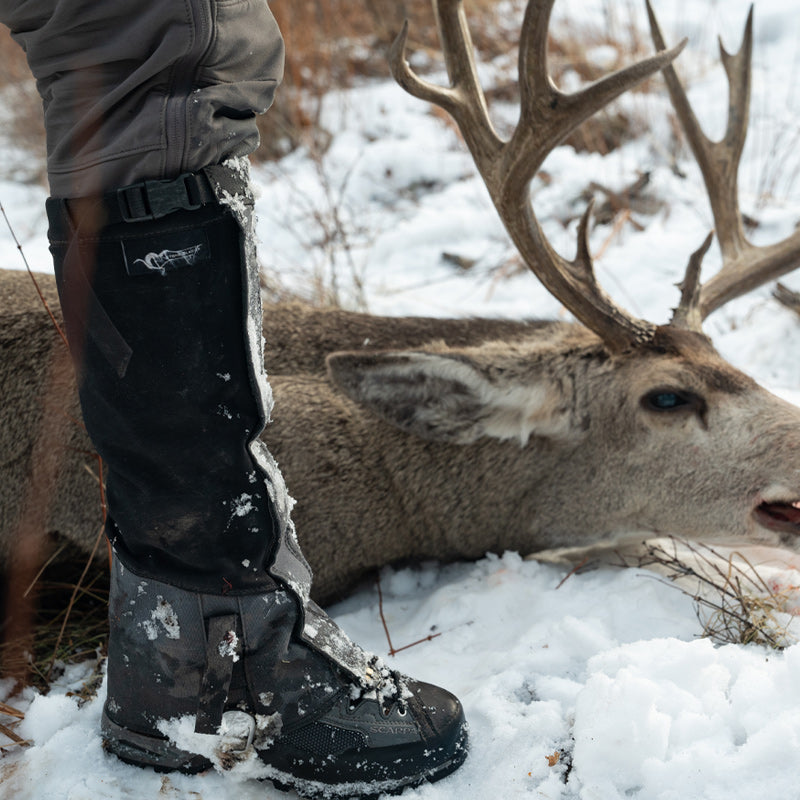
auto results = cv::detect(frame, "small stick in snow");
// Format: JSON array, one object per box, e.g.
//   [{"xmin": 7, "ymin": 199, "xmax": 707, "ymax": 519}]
[
  {"xmin": 0, "ymin": 720, "xmax": 30, "ymax": 748},
  {"xmin": 375, "ymin": 574, "xmax": 442, "ymax": 657},
  {"xmin": 555, "ymin": 557, "xmax": 590, "ymax": 589}
]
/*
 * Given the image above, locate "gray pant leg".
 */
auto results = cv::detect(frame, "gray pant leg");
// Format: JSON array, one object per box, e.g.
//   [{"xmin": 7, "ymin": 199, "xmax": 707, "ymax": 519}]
[{"xmin": 0, "ymin": 0, "xmax": 284, "ymax": 196}]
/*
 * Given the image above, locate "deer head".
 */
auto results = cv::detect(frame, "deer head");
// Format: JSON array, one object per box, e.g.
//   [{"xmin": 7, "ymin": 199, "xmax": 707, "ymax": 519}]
[{"xmin": 323, "ymin": 0, "xmax": 800, "ymax": 555}]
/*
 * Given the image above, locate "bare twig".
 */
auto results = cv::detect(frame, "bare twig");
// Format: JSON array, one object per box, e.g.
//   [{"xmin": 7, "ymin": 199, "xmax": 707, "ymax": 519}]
[
  {"xmin": 375, "ymin": 574, "xmax": 443, "ymax": 657},
  {"xmin": 0, "ymin": 200, "xmax": 69, "ymax": 348},
  {"xmin": 376, "ymin": 574, "xmax": 397, "ymax": 655},
  {"xmin": 555, "ymin": 557, "xmax": 590, "ymax": 589}
]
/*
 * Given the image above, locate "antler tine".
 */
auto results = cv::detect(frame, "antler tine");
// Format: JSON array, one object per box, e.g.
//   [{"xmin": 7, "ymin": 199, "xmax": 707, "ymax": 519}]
[
  {"xmin": 508, "ymin": 0, "xmax": 686, "ymax": 199},
  {"xmin": 672, "ymin": 231, "xmax": 714, "ymax": 330},
  {"xmin": 648, "ymin": 2, "xmax": 800, "ymax": 323},
  {"xmin": 389, "ymin": 6, "xmax": 504, "ymax": 163},
  {"xmin": 392, "ymin": 0, "xmax": 685, "ymax": 352}
]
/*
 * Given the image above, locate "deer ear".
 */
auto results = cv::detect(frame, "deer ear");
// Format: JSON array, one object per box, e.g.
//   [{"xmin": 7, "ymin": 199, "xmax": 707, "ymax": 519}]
[{"xmin": 326, "ymin": 350, "xmax": 570, "ymax": 445}]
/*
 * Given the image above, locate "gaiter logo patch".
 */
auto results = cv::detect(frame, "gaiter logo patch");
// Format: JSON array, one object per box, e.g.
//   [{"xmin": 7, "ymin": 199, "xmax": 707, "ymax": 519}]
[{"xmin": 122, "ymin": 229, "xmax": 211, "ymax": 276}]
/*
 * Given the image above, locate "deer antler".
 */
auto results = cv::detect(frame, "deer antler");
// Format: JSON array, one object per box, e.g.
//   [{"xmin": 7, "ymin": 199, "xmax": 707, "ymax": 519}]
[
  {"xmin": 390, "ymin": 0, "xmax": 686, "ymax": 352},
  {"xmin": 647, "ymin": 2, "xmax": 800, "ymax": 326}
]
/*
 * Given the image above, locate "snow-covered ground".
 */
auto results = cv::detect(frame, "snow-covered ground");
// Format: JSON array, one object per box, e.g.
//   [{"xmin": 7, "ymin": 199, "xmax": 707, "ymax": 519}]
[{"xmin": 4, "ymin": 0, "xmax": 800, "ymax": 797}]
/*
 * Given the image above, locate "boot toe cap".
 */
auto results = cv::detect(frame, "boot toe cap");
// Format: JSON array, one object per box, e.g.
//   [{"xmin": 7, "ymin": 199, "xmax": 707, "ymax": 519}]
[{"xmin": 406, "ymin": 678, "xmax": 467, "ymax": 744}]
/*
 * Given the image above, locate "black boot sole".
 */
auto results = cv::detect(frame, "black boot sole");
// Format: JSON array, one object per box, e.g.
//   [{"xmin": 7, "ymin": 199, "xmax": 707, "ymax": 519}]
[{"xmin": 102, "ymin": 710, "xmax": 469, "ymax": 798}]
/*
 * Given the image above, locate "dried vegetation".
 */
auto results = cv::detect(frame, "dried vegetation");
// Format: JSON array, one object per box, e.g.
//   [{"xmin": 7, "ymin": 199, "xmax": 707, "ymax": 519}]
[{"xmin": 634, "ymin": 538, "xmax": 800, "ymax": 650}]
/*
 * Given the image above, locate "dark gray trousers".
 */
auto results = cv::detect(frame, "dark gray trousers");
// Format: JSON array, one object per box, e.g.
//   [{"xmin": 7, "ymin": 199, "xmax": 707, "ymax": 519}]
[{"xmin": 0, "ymin": 0, "xmax": 284, "ymax": 196}]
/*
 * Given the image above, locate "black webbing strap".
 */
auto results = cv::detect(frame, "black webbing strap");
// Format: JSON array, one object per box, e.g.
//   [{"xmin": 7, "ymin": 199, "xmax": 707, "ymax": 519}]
[
  {"xmin": 195, "ymin": 614, "xmax": 241, "ymax": 735},
  {"xmin": 109, "ymin": 171, "xmax": 216, "ymax": 225},
  {"xmin": 65, "ymin": 165, "xmax": 251, "ymax": 230},
  {"xmin": 104, "ymin": 165, "xmax": 251, "ymax": 225}
]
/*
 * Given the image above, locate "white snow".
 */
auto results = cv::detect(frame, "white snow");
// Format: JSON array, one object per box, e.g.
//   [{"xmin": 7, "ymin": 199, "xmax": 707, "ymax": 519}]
[
  {"xmin": 4, "ymin": 1, "xmax": 800, "ymax": 798},
  {"xmin": 217, "ymin": 630, "xmax": 240, "ymax": 663},
  {"xmin": 140, "ymin": 596, "xmax": 181, "ymax": 642},
  {"xmin": 231, "ymin": 493, "xmax": 255, "ymax": 518}
]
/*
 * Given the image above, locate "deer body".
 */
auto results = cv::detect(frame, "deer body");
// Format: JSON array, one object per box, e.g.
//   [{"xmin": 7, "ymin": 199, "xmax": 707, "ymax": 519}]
[{"xmin": 4, "ymin": 268, "xmax": 800, "ymax": 603}]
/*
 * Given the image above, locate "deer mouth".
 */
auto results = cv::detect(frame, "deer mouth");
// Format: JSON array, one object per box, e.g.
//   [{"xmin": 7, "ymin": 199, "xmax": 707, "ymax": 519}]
[{"xmin": 754, "ymin": 500, "xmax": 800, "ymax": 535}]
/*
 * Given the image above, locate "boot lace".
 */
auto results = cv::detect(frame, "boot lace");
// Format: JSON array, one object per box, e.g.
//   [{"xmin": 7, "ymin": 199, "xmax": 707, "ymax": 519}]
[{"xmin": 348, "ymin": 655, "xmax": 411, "ymax": 716}]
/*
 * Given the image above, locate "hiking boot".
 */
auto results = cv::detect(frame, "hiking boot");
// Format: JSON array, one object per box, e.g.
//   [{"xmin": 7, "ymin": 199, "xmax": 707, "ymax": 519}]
[{"xmin": 101, "ymin": 555, "xmax": 468, "ymax": 797}]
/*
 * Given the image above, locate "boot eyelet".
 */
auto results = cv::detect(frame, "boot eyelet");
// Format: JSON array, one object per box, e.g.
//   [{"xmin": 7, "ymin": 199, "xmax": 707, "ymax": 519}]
[{"xmin": 397, "ymin": 706, "xmax": 407, "ymax": 717}]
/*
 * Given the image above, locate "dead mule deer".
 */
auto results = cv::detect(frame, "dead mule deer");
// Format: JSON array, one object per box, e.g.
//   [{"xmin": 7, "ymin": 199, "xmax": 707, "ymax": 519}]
[{"xmin": 3, "ymin": 0, "xmax": 800, "ymax": 604}]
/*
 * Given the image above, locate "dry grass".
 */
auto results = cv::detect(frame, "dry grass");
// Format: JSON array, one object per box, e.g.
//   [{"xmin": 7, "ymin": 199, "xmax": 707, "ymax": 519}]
[
  {"xmin": 0, "ymin": 546, "xmax": 109, "ymax": 694},
  {"xmin": 637, "ymin": 538, "xmax": 799, "ymax": 650},
  {"xmin": 0, "ymin": 699, "xmax": 29, "ymax": 754},
  {"xmin": 258, "ymin": 0, "xmax": 508, "ymax": 159},
  {"xmin": 0, "ymin": 546, "xmax": 107, "ymax": 754},
  {"xmin": 549, "ymin": 0, "xmax": 663, "ymax": 156}
]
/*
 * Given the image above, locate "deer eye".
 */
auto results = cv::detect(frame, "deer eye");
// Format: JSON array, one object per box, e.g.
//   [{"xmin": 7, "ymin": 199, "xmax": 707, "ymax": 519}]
[{"xmin": 641, "ymin": 389, "xmax": 705, "ymax": 415}]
